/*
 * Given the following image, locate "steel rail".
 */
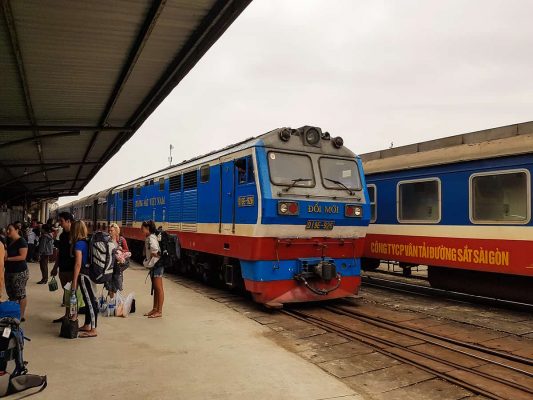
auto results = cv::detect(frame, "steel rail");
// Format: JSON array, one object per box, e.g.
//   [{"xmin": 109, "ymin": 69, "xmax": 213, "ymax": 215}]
[{"xmin": 282, "ymin": 309, "xmax": 510, "ymax": 400}]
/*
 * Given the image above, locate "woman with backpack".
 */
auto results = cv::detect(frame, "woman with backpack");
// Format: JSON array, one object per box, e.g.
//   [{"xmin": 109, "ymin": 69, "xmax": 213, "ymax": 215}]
[
  {"xmin": 37, "ymin": 224, "xmax": 54, "ymax": 284},
  {"xmin": 105, "ymin": 223, "xmax": 130, "ymax": 298},
  {"xmin": 70, "ymin": 220, "xmax": 98, "ymax": 338},
  {"xmin": 141, "ymin": 220, "xmax": 164, "ymax": 318},
  {"xmin": 4, "ymin": 224, "xmax": 29, "ymax": 321}
]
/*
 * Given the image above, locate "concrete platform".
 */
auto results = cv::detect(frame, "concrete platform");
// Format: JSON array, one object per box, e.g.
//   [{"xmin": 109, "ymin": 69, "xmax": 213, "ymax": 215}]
[{"xmin": 15, "ymin": 263, "xmax": 363, "ymax": 400}]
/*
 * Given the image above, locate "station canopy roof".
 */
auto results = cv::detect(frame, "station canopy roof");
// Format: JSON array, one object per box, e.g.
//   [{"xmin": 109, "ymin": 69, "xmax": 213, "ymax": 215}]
[{"xmin": 0, "ymin": 0, "xmax": 250, "ymax": 204}]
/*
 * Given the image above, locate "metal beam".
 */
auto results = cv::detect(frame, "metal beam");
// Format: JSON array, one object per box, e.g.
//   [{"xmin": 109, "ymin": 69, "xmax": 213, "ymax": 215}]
[
  {"xmin": 70, "ymin": 0, "xmax": 166, "ymax": 192},
  {"xmin": 0, "ymin": 166, "xmax": 70, "ymax": 188},
  {"xmin": 2, "ymin": 0, "xmax": 47, "ymax": 182},
  {"xmin": 0, "ymin": 125, "xmax": 131, "ymax": 132},
  {"xmin": 0, "ymin": 131, "xmax": 81, "ymax": 149},
  {"xmin": 6, "ymin": 182, "xmax": 68, "ymax": 202},
  {"xmin": 11, "ymin": 179, "xmax": 69, "ymax": 185},
  {"xmin": 2, "ymin": 161, "xmax": 103, "ymax": 168}
]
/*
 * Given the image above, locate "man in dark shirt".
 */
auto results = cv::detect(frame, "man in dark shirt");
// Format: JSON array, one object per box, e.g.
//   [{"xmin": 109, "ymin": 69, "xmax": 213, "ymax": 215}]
[{"xmin": 51, "ymin": 211, "xmax": 75, "ymax": 323}]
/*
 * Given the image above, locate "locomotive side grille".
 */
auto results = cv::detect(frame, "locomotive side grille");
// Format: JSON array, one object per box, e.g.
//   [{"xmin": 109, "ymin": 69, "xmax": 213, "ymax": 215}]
[
  {"xmin": 121, "ymin": 188, "xmax": 134, "ymax": 226},
  {"xmin": 183, "ymin": 171, "xmax": 198, "ymax": 190},
  {"xmin": 169, "ymin": 175, "xmax": 182, "ymax": 192}
]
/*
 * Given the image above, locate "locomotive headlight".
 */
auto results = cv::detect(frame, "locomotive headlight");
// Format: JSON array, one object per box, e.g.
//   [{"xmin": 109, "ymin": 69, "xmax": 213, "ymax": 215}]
[
  {"xmin": 279, "ymin": 128, "xmax": 291, "ymax": 142},
  {"xmin": 333, "ymin": 136, "xmax": 344, "ymax": 148},
  {"xmin": 345, "ymin": 204, "xmax": 362, "ymax": 217},
  {"xmin": 305, "ymin": 128, "xmax": 321, "ymax": 145},
  {"xmin": 278, "ymin": 201, "xmax": 299, "ymax": 215}
]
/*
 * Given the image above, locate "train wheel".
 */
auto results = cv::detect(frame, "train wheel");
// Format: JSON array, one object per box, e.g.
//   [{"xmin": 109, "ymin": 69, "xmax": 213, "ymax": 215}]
[{"xmin": 428, "ymin": 266, "xmax": 533, "ymax": 304}]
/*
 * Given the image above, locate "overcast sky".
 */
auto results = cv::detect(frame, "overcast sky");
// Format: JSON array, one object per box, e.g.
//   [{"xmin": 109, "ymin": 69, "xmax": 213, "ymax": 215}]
[{"xmin": 59, "ymin": 0, "xmax": 533, "ymax": 205}]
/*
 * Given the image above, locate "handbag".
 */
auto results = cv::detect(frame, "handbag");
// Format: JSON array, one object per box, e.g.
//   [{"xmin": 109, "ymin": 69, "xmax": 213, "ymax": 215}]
[
  {"xmin": 59, "ymin": 317, "xmax": 79, "ymax": 339},
  {"xmin": 48, "ymin": 276, "xmax": 58, "ymax": 292}
]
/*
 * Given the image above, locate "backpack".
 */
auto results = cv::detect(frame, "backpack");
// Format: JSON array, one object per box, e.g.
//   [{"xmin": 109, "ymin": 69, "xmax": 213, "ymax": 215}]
[
  {"xmin": 86, "ymin": 232, "xmax": 116, "ymax": 284},
  {"xmin": 156, "ymin": 228, "xmax": 179, "ymax": 269},
  {"xmin": 0, "ymin": 302, "xmax": 47, "ymax": 397}
]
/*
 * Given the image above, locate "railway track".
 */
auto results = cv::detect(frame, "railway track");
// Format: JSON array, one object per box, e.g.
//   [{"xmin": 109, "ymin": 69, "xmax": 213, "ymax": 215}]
[
  {"xmin": 282, "ymin": 305, "xmax": 533, "ymax": 400},
  {"xmin": 361, "ymin": 274, "xmax": 533, "ymax": 313}
]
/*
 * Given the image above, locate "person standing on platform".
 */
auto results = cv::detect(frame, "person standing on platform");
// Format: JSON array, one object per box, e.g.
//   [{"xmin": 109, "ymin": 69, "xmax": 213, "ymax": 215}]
[
  {"xmin": 141, "ymin": 220, "xmax": 164, "ymax": 318},
  {"xmin": 70, "ymin": 220, "xmax": 98, "ymax": 338},
  {"xmin": 50, "ymin": 212, "xmax": 75, "ymax": 323},
  {"xmin": 0, "ymin": 233, "xmax": 5, "ymax": 299},
  {"xmin": 105, "ymin": 223, "xmax": 129, "ymax": 298},
  {"xmin": 37, "ymin": 224, "xmax": 54, "ymax": 284},
  {"xmin": 26, "ymin": 226, "xmax": 37, "ymax": 263},
  {"xmin": 4, "ymin": 223, "xmax": 29, "ymax": 321}
]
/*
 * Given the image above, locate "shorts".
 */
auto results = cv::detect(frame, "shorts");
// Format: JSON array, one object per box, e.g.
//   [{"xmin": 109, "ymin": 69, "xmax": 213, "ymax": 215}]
[
  {"xmin": 152, "ymin": 264, "xmax": 164, "ymax": 278},
  {"xmin": 5, "ymin": 269, "xmax": 29, "ymax": 301}
]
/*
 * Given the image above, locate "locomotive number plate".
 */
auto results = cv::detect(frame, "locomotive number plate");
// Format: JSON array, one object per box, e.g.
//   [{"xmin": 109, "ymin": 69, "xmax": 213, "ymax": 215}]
[{"xmin": 306, "ymin": 220, "xmax": 335, "ymax": 230}]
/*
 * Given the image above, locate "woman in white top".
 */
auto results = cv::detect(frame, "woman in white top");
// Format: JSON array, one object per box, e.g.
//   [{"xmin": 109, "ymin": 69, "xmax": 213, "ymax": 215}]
[{"xmin": 141, "ymin": 220, "xmax": 164, "ymax": 318}]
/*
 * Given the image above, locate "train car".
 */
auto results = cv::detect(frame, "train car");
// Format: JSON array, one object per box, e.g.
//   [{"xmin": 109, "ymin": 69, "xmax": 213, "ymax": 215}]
[
  {"xmin": 360, "ymin": 122, "xmax": 533, "ymax": 303},
  {"xmin": 95, "ymin": 125, "xmax": 370, "ymax": 307}
]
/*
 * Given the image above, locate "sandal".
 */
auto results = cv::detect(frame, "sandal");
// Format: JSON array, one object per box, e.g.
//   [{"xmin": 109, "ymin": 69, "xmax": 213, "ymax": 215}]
[
  {"xmin": 78, "ymin": 332, "xmax": 97, "ymax": 338},
  {"xmin": 144, "ymin": 310, "xmax": 156, "ymax": 317},
  {"xmin": 148, "ymin": 313, "xmax": 162, "ymax": 319}
]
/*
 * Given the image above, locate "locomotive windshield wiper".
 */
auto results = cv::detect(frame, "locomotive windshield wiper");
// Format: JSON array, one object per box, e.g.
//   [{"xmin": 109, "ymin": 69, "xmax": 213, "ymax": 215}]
[
  {"xmin": 283, "ymin": 178, "xmax": 312, "ymax": 192},
  {"xmin": 324, "ymin": 178, "xmax": 354, "ymax": 195}
]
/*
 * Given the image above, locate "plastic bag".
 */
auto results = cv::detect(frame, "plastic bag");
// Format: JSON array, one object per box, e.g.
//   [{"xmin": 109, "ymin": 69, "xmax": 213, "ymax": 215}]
[
  {"xmin": 63, "ymin": 288, "xmax": 85, "ymax": 309},
  {"xmin": 48, "ymin": 276, "xmax": 58, "ymax": 292},
  {"xmin": 115, "ymin": 292, "xmax": 125, "ymax": 317},
  {"xmin": 121, "ymin": 292, "xmax": 135, "ymax": 318},
  {"xmin": 98, "ymin": 292, "xmax": 108, "ymax": 315}
]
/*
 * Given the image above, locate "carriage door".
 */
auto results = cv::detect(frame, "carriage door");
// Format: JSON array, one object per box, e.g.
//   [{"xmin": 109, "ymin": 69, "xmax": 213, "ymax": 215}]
[{"xmin": 220, "ymin": 157, "xmax": 236, "ymax": 234}]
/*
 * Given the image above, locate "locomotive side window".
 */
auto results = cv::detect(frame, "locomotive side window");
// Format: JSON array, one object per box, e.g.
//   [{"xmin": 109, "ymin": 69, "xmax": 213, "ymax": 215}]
[
  {"xmin": 268, "ymin": 152, "xmax": 314, "ymax": 187},
  {"xmin": 200, "ymin": 165, "xmax": 210, "ymax": 183},
  {"xmin": 398, "ymin": 178, "xmax": 441, "ymax": 223},
  {"xmin": 235, "ymin": 157, "xmax": 254, "ymax": 184},
  {"xmin": 159, "ymin": 177, "xmax": 165, "ymax": 191},
  {"xmin": 136, "ymin": 185, "xmax": 141, "ymax": 195},
  {"xmin": 470, "ymin": 170, "xmax": 530, "ymax": 223},
  {"xmin": 367, "ymin": 184, "xmax": 377, "ymax": 223},
  {"xmin": 319, "ymin": 158, "xmax": 362, "ymax": 191}
]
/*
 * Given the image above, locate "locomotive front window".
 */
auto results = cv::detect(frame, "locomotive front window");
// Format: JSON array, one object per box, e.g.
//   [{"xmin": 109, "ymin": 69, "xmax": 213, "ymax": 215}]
[
  {"xmin": 268, "ymin": 152, "xmax": 314, "ymax": 187},
  {"xmin": 320, "ymin": 158, "xmax": 361, "ymax": 191},
  {"xmin": 398, "ymin": 179, "xmax": 441, "ymax": 223},
  {"xmin": 471, "ymin": 171, "xmax": 530, "ymax": 223}
]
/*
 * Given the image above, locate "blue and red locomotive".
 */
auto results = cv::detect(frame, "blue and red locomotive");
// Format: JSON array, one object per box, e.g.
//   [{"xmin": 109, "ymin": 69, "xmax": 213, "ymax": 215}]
[{"xmin": 59, "ymin": 126, "xmax": 371, "ymax": 307}]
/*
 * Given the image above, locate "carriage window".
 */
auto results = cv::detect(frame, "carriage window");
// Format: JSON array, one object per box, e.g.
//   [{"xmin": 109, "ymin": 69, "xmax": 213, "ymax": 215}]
[
  {"xmin": 159, "ymin": 178, "xmax": 165, "ymax": 191},
  {"xmin": 268, "ymin": 152, "xmax": 314, "ymax": 187},
  {"xmin": 367, "ymin": 184, "xmax": 377, "ymax": 223},
  {"xmin": 136, "ymin": 185, "xmax": 141, "ymax": 195},
  {"xmin": 320, "ymin": 158, "xmax": 361, "ymax": 190},
  {"xmin": 398, "ymin": 179, "xmax": 440, "ymax": 222},
  {"xmin": 471, "ymin": 171, "xmax": 529, "ymax": 223},
  {"xmin": 200, "ymin": 165, "xmax": 210, "ymax": 183}
]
